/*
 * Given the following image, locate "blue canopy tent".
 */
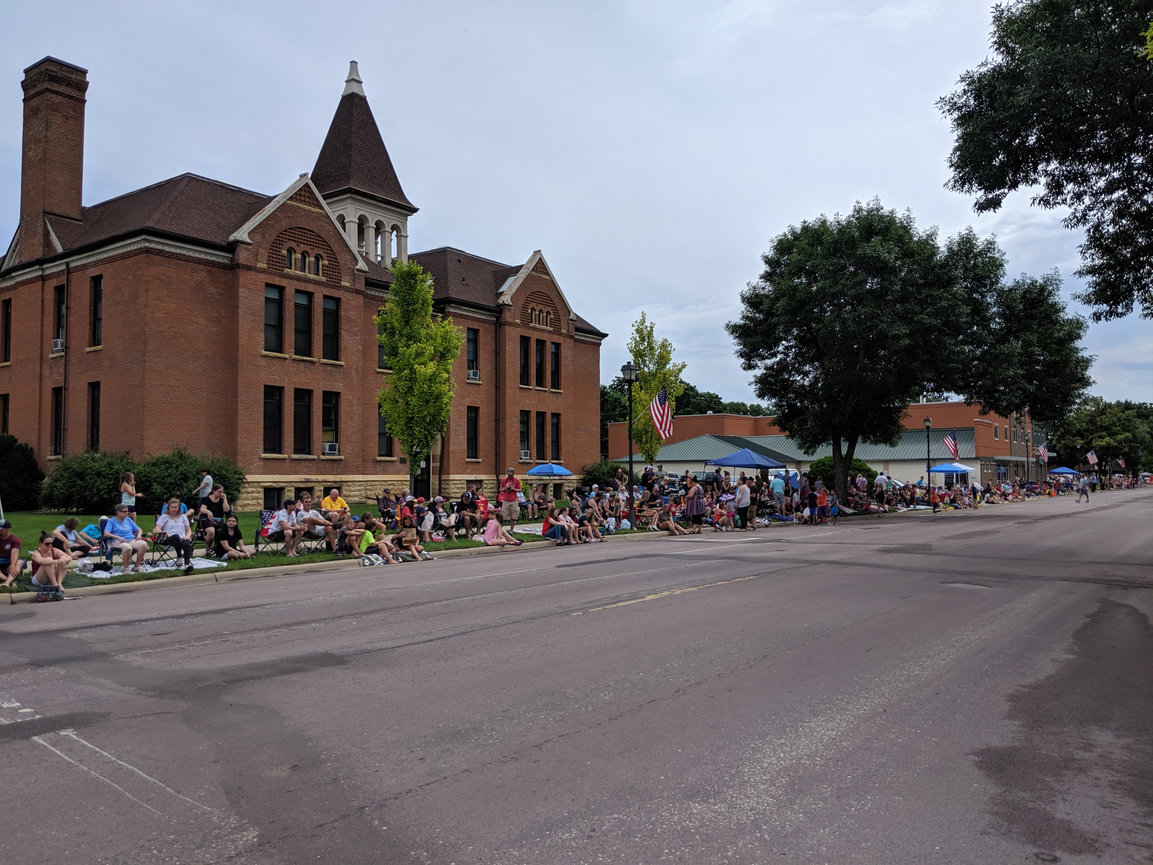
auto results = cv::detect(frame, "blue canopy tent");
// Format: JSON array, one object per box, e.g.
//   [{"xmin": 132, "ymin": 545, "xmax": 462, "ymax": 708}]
[
  {"xmin": 705, "ymin": 448, "xmax": 786, "ymax": 470},
  {"xmin": 525, "ymin": 463, "xmax": 573, "ymax": 477},
  {"xmin": 928, "ymin": 462, "xmax": 977, "ymax": 475},
  {"xmin": 1048, "ymin": 466, "xmax": 1079, "ymax": 476}
]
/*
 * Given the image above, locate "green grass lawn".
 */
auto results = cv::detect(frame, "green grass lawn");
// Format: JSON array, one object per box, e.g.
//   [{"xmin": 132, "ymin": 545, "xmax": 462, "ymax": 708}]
[{"xmin": 0, "ymin": 508, "xmax": 545, "ymax": 594}]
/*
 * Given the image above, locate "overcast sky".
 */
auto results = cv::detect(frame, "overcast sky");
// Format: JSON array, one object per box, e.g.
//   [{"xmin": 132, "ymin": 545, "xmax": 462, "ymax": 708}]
[{"xmin": 2, "ymin": 0, "xmax": 1150, "ymax": 407}]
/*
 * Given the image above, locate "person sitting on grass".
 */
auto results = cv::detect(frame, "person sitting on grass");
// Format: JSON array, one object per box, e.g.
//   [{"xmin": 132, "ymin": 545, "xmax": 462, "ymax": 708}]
[
  {"xmin": 104, "ymin": 505, "xmax": 149, "ymax": 573},
  {"xmin": 483, "ymin": 512, "xmax": 524, "ymax": 548},
  {"xmin": 213, "ymin": 513, "xmax": 251, "ymax": 560},
  {"xmin": 576, "ymin": 507, "xmax": 604, "ymax": 542},
  {"xmin": 712, "ymin": 501, "xmax": 733, "ymax": 532},
  {"xmin": 0, "ymin": 519, "xmax": 27, "ymax": 586},
  {"xmin": 395, "ymin": 515, "xmax": 431, "ymax": 561},
  {"xmin": 30, "ymin": 532, "xmax": 70, "ymax": 596},
  {"xmin": 357, "ymin": 515, "xmax": 399, "ymax": 564},
  {"xmin": 540, "ymin": 507, "xmax": 574, "ymax": 545},
  {"xmin": 156, "ymin": 497, "xmax": 196, "ymax": 574},
  {"xmin": 657, "ymin": 502, "xmax": 689, "ymax": 535},
  {"xmin": 52, "ymin": 517, "xmax": 98, "ymax": 560}
]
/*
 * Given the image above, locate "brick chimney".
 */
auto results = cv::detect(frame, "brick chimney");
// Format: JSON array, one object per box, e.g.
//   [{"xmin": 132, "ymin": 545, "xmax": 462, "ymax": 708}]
[{"xmin": 18, "ymin": 57, "xmax": 88, "ymax": 264}]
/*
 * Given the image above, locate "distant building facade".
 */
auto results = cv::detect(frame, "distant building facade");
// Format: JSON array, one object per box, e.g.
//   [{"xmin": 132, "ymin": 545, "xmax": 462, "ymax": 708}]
[
  {"xmin": 0, "ymin": 58, "xmax": 604, "ymax": 508},
  {"xmin": 608, "ymin": 401, "xmax": 1037, "ymax": 485}
]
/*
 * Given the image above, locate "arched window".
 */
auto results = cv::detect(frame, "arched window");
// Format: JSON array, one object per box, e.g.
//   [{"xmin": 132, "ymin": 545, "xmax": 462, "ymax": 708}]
[
  {"xmin": 298, "ymin": 250, "xmax": 309, "ymax": 273},
  {"xmin": 285, "ymin": 248, "xmax": 295, "ymax": 270},
  {"xmin": 314, "ymin": 255, "xmax": 324, "ymax": 277}
]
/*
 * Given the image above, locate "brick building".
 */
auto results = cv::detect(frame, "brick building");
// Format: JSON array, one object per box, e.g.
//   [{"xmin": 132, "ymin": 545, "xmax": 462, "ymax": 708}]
[{"xmin": 0, "ymin": 58, "xmax": 605, "ymax": 508}]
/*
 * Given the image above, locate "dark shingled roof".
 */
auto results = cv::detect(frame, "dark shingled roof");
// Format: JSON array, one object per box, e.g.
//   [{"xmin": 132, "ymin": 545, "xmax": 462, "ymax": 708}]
[
  {"xmin": 410, "ymin": 246, "xmax": 606, "ymax": 337},
  {"xmin": 312, "ymin": 91, "xmax": 415, "ymax": 213},
  {"xmin": 17, "ymin": 174, "xmax": 271, "ymax": 266}
]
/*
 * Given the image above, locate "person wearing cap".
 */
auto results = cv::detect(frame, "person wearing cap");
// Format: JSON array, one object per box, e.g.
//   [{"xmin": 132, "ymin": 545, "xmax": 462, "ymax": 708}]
[
  {"xmin": 498, "ymin": 467, "xmax": 522, "ymax": 530},
  {"xmin": 103, "ymin": 505, "xmax": 149, "ymax": 573},
  {"xmin": 0, "ymin": 519, "xmax": 27, "ymax": 586},
  {"xmin": 375, "ymin": 488, "xmax": 396, "ymax": 519}
]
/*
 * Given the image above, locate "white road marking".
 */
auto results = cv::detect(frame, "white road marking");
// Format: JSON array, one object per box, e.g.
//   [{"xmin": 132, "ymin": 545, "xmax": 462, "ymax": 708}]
[{"xmin": 33, "ymin": 734, "xmax": 166, "ymax": 816}]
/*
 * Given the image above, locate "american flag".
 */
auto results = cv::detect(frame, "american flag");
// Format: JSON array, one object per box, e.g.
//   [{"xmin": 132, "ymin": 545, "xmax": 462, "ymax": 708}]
[
  {"xmin": 1117, "ymin": 456, "xmax": 1126, "ymax": 469},
  {"xmin": 1086, "ymin": 449, "xmax": 1098, "ymax": 465},
  {"xmin": 942, "ymin": 433, "xmax": 959, "ymax": 461},
  {"xmin": 1037, "ymin": 442, "xmax": 1048, "ymax": 463},
  {"xmin": 649, "ymin": 386, "xmax": 673, "ymax": 440}
]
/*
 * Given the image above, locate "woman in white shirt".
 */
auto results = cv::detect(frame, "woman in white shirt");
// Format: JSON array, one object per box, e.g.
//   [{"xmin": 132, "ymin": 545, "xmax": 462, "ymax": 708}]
[{"xmin": 155, "ymin": 498, "xmax": 195, "ymax": 574}]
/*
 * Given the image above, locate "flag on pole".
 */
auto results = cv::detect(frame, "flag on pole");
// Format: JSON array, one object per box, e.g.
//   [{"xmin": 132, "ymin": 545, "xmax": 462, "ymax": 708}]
[
  {"xmin": 1117, "ymin": 456, "xmax": 1126, "ymax": 469},
  {"xmin": 942, "ymin": 433, "xmax": 959, "ymax": 461},
  {"xmin": 1037, "ymin": 442, "xmax": 1048, "ymax": 463},
  {"xmin": 1086, "ymin": 449, "xmax": 1098, "ymax": 465},
  {"xmin": 649, "ymin": 386, "xmax": 673, "ymax": 440}
]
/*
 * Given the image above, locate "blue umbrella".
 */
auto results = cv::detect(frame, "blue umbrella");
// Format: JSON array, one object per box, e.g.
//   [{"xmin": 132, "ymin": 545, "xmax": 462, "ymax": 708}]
[{"xmin": 525, "ymin": 463, "xmax": 573, "ymax": 477}]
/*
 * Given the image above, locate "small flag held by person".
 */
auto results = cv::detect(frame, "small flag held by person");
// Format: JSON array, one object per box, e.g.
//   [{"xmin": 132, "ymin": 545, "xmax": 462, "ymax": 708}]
[
  {"xmin": 942, "ymin": 433, "xmax": 959, "ymax": 461},
  {"xmin": 1087, "ymin": 449, "xmax": 1098, "ymax": 465},
  {"xmin": 649, "ymin": 386, "xmax": 673, "ymax": 440}
]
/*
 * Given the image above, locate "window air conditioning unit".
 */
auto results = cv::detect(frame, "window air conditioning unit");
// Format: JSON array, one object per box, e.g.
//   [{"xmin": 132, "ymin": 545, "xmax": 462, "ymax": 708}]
[
  {"xmin": 467, "ymin": 369, "xmax": 480, "ymax": 381},
  {"xmin": 520, "ymin": 449, "xmax": 531, "ymax": 461},
  {"xmin": 51, "ymin": 338, "xmax": 65, "ymax": 353},
  {"xmin": 322, "ymin": 442, "xmax": 340, "ymax": 456}
]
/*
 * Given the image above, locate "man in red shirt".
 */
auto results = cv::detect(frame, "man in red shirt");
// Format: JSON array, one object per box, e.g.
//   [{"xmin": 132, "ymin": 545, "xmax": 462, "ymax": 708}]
[
  {"xmin": 0, "ymin": 520, "xmax": 28, "ymax": 586},
  {"xmin": 498, "ymin": 467, "xmax": 522, "ymax": 530}
]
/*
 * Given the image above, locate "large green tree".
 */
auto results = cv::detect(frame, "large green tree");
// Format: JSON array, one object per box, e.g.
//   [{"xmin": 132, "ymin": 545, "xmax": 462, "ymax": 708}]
[
  {"xmin": 727, "ymin": 200, "xmax": 1092, "ymax": 502},
  {"xmin": 728, "ymin": 201, "xmax": 958, "ymax": 502},
  {"xmin": 376, "ymin": 261, "xmax": 464, "ymax": 482},
  {"xmin": 626, "ymin": 312, "xmax": 686, "ymax": 465},
  {"xmin": 939, "ymin": 0, "xmax": 1153, "ymax": 321},
  {"xmin": 1050, "ymin": 396, "xmax": 1152, "ymax": 473}
]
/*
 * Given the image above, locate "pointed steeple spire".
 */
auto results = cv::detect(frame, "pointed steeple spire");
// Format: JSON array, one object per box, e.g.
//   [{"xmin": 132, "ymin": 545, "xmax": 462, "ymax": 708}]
[{"xmin": 312, "ymin": 61, "xmax": 416, "ymax": 213}]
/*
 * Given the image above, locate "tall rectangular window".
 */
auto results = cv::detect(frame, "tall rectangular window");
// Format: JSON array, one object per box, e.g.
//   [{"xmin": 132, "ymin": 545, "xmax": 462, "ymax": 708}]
[
  {"xmin": 519, "ymin": 336, "xmax": 531, "ymax": 386},
  {"xmin": 50, "ymin": 386, "xmax": 64, "ymax": 455},
  {"xmin": 535, "ymin": 339, "xmax": 546, "ymax": 388},
  {"xmin": 263, "ymin": 385, "xmax": 284, "ymax": 453},
  {"xmin": 293, "ymin": 388, "xmax": 312, "ymax": 454},
  {"xmin": 87, "ymin": 382, "xmax": 100, "ymax": 451},
  {"xmin": 1, "ymin": 298, "xmax": 10, "ymax": 362},
  {"xmin": 550, "ymin": 342, "xmax": 561, "ymax": 389},
  {"xmin": 0, "ymin": 393, "xmax": 9, "ymax": 435},
  {"xmin": 377, "ymin": 413, "xmax": 394, "ymax": 457},
  {"xmin": 89, "ymin": 276, "xmax": 103, "ymax": 347},
  {"xmin": 321, "ymin": 391, "xmax": 340, "ymax": 444},
  {"xmin": 264, "ymin": 286, "xmax": 284, "ymax": 352},
  {"xmin": 322, "ymin": 296, "xmax": 340, "ymax": 360},
  {"xmin": 294, "ymin": 290, "xmax": 313, "ymax": 356},
  {"xmin": 519, "ymin": 410, "xmax": 530, "ymax": 457},
  {"xmin": 993, "ymin": 424, "xmax": 998, "ymax": 440},
  {"xmin": 466, "ymin": 406, "xmax": 479, "ymax": 459},
  {"xmin": 550, "ymin": 413, "xmax": 561, "ymax": 461},
  {"xmin": 53, "ymin": 284, "xmax": 66, "ymax": 342},
  {"xmin": 535, "ymin": 411, "xmax": 546, "ymax": 461},
  {"xmin": 466, "ymin": 328, "xmax": 479, "ymax": 376},
  {"xmin": 377, "ymin": 343, "xmax": 390, "ymax": 371}
]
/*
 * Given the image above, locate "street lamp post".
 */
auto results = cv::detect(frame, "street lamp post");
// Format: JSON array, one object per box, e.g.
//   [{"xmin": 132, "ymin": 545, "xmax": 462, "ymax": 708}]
[
  {"xmin": 621, "ymin": 361, "xmax": 639, "ymax": 530},
  {"xmin": 924, "ymin": 417, "xmax": 932, "ymax": 501}
]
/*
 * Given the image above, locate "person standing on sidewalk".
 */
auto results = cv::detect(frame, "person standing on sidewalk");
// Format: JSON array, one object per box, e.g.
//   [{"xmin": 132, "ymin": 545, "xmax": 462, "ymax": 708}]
[
  {"xmin": 498, "ymin": 468, "xmax": 522, "ymax": 531},
  {"xmin": 734, "ymin": 477, "xmax": 753, "ymax": 531}
]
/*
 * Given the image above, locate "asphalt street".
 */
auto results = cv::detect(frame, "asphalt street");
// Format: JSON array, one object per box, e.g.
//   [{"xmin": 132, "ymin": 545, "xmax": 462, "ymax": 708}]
[{"xmin": 2, "ymin": 488, "xmax": 1151, "ymax": 864}]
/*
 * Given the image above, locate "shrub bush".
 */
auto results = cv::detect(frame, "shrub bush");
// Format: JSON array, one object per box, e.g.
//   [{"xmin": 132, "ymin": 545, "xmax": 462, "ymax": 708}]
[
  {"xmin": 580, "ymin": 459, "xmax": 634, "ymax": 491},
  {"xmin": 0, "ymin": 434, "xmax": 45, "ymax": 510},
  {"xmin": 134, "ymin": 448, "xmax": 246, "ymax": 513},
  {"xmin": 41, "ymin": 450, "xmax": 135, "ymax": 514},
  {"xmin": 806, "ymin": 456, "xmax": 876, "ymax": 492}
]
